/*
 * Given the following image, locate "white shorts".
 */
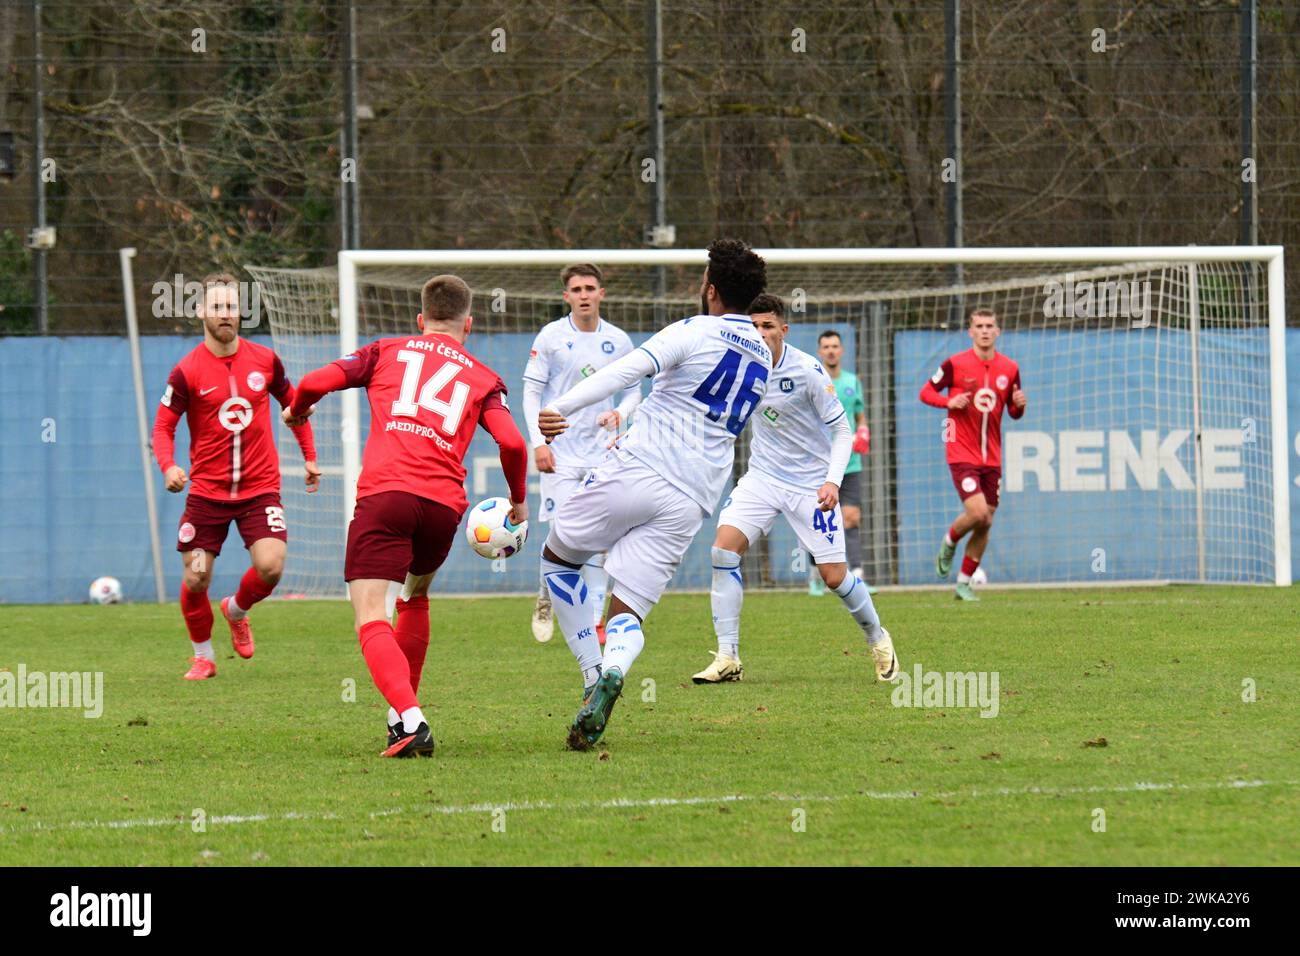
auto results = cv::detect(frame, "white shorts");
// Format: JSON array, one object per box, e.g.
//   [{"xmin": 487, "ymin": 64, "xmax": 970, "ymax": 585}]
[
  {"xmin": 548, "ymin": 450, "xmax": 706, "ymax": 618},
  {"xmin": 538, "ymin": 465, "xmax": 591, "ymax": 523},
  {"xmin": 717, "ymin": 470, "xmax": 847, "ymax": 564}
]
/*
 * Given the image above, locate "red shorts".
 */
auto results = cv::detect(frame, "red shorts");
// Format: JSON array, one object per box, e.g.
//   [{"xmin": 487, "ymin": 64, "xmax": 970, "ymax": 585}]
[
  {"xmin": 177, "ymin": 492, "xmax": 287, "ymax": 556},
  {"xmin": 345, "ymin": 490, "xmax": 461, "ymax": 584},
  {"xmin": 949, "ymin": 463, "xmax": 1001, "ymax": 508}
]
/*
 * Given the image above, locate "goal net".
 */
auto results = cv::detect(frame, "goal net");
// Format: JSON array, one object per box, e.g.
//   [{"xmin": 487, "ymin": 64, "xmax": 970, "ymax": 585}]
[{"xmin": 248, "ymin": 247, "xmax": 1289, "ymax": 598}]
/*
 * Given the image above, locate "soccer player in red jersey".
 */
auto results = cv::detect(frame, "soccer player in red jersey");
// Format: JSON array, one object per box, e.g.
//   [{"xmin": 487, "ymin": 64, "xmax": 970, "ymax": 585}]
[
  {"xmin": 286, "ymin": 275, "xmax": 528, "ymax": 758},
  {"xmin": 152, "ymin": 273, "xmax": 320, "ymax": 679},
  {"xmin": 919, "ymin": 307, "xmax": 1027, "ymax": 601}
]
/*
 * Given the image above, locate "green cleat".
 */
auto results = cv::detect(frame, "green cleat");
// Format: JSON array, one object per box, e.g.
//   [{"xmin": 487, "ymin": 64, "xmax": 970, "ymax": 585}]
[
  {"xmin": 954, "ymin": 582, "xmax": 980, "ymax": 602},
  {"xmin": 567, "ymin": 667, "xmax": 625, "ymax": 751},
  {"xmin": 936, "ymin": 540, "xmax": 956, "ymax": 578}
]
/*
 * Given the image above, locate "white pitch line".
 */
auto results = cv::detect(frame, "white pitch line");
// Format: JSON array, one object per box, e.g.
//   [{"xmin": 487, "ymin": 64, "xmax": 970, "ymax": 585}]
[{"xmin": 1, "ymin": 778, "xmax": 1292, "ymax": 837}]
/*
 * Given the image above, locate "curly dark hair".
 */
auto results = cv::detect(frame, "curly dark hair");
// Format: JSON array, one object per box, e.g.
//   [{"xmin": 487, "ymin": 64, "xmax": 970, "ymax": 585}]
[
  {"xmin": 706, "ymin": 238, "xmax": 766, "ymax": 312},
  {"xmin": 747, "ymin": 292, "xmax": 784, "ymax": 319}
]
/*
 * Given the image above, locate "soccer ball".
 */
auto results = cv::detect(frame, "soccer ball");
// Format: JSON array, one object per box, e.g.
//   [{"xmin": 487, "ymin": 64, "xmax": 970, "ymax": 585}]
[
  {"xmin": 971, "ymin": 567, "xmax": 988, "ymax": 586},
  {"xmin": 465, "ymin": 497, "xmax": 528, "ymax": 559},
  {"xmin": 89, "ymin": 576, "xmax": 123, "ymax": 604}
]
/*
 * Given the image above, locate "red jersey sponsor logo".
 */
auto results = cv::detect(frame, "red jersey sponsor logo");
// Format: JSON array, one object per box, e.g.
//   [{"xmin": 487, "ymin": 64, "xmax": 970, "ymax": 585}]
[{"xmin": 335, "ymin": 333, "xmax": 508, "ymax": 514}]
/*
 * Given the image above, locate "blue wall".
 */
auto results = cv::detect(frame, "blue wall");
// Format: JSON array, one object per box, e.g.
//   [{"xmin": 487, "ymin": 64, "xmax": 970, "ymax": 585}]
[
  {"xmin": 1, "ymin": 321, "xmax": 1291, "ymax": 603},
  {"xmin": 894, "ymin": 327, "xmax": 1283, "ymax": 583}
]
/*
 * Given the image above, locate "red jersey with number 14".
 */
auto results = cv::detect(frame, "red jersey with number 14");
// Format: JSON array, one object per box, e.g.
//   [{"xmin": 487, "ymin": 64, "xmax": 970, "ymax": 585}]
[
  {"xmin": 333, "ymin": 333, "xmax": 508, "ymax": 513},
  {"xmin": 919, "ymin": 348, "xmax": 1023, "ymax": 468}
]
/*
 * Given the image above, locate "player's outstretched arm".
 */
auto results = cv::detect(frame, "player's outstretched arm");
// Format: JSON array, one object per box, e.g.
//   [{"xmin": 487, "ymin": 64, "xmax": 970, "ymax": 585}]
[
  {"xmin": 284, "ymin": 363, "xmax": 349, "ymax": 425},
  {"xmin": 480, "ymin": 402, "xmax": 529, "ymax": 523},
  {"xmin": 540, "ymin": 347, "xmax": 657, "ymax": 440}
]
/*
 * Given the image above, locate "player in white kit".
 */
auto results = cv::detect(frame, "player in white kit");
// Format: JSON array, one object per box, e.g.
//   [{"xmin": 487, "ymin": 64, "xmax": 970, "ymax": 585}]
[
  {"xmin": 693, "ymin": 294, "xmax": 900, "ymax": 686},
  {"xmin": 521, "ymin": 264, "xmax": 640, "ymax": 645},
  {"xmin": 537, "ymin": 239, "xmax": 771, "ymax": 750}
]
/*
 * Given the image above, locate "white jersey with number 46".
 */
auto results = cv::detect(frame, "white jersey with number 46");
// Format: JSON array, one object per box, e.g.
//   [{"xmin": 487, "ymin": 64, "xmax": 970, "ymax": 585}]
[{"xmin": 621, "ymin": 314, "xmax": 772, "ymax": 514}]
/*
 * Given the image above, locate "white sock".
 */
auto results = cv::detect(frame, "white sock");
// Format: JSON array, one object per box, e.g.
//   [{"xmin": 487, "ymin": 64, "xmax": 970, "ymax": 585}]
[
  {"xmin": 943, "ymin": 532, "xmax": 955, "ymax": 548},
  {"xmin": 583, "ymin": 555, "xmax": 608, "ymax": 627},
  {"xmin": 957, "ymin": 572, "xmax": 972, "ymax": 584},
  {"xmin": 541, "ymin": 555, "xmax": 602, "ymax": 676},
  {"xmin": 833, "ymin": 573, "xmax": 884, "ymax": 645},
  {"xmin": 602, "ymin": 613, "xmax": 645, "ymax": 676},
  {"xmin": 225, "ymin": 596, "xmax": 246, "ymax": 620},
  {"xmin": 711, "ymin": 546, "xmax": 743, "ymax": 659},
  {"xmin": 400, "ymin": 706, "xmax": 426, "ymax": 733},
  {"xmin": 387, "ymin": 706, "xmax": 400, "ymax": 728},
  {"xmin": 191, "ymin": 639, "xmax": 214, "ymax": 661}
]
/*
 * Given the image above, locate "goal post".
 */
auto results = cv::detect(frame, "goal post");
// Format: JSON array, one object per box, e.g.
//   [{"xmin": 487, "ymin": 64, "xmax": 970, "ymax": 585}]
[{"xmin": 250, "ymin": 245, "xmax": 1289, "ymax": 596}]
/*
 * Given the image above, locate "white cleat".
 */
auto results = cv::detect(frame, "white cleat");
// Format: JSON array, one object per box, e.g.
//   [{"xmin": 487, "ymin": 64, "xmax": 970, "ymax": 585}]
[
  {"xmin": 692, "ymin": 650, "xmax": 744, "ymax": 684},
  {"xmin": 870, "ymin": 627, "xmax": 900, "ymax": 682},
  {"xmin": 531, "ymin": 595, "xmax": 554, "ymax": 644}
]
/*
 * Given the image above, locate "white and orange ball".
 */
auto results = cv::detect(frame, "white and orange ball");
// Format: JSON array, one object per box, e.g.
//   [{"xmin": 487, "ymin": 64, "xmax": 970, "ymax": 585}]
[
  {"xmin": 464, "ymin": 497, "xmax": 528, "ymax": 560},
  {"xmin": 89, "ymin": 576, "xmax": 123, "ymax": 604}
]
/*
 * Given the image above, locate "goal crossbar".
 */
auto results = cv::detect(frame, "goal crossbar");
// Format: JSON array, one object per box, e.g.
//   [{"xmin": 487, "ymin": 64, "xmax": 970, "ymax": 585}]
[{"xmin": 326, "ymin": 246, "xmax": 1289, "ymax": 587}]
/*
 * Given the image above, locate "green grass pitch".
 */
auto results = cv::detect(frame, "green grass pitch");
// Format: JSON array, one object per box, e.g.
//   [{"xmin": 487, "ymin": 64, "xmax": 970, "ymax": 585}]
[{"xmin": 1, "ymin": 587, "xmax": 1297, "ymax": 866}]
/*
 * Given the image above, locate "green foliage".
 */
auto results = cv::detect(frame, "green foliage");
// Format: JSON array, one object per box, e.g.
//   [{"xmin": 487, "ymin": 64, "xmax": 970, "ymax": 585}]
[{"xmin": 0, "ymin": 230, "xmax": 35, "ymax": 333}]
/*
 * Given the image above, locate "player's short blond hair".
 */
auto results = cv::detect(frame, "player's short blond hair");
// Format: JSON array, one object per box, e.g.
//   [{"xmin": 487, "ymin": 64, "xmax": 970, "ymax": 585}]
[
  {"xmin": 969, "ymin": 307, "xmax": 998, "ymax": 326},
  {"xmin": 421, "ymin": 274, "xmax": 473, "ymax": 323}
]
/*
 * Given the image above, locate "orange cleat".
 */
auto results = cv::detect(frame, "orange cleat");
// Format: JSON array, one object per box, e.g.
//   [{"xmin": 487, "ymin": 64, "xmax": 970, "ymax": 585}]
[
  {"xmin": 596, "ymin": 619, "xmax": 607, "ymax": 647},
  {"xmin": 220, "ymin": 597, "xmax": 255, "ymax": 659},
  {"xmin": 184, "ymin": 656, "xmax": 217, "ymax": 680}
]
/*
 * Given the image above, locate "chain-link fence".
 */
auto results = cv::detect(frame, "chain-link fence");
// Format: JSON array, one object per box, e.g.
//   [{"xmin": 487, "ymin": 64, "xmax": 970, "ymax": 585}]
[{"xmin": 1, "ymin": 1, "xmax": 1297, "ymax": 335}]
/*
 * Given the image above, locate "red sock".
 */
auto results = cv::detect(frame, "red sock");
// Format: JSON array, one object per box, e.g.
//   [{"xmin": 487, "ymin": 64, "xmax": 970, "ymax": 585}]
[
  {"xmin": 961, "ymin": 555, "xmax": 980, "ymax": 578},
  {"xmin": 234, "ymin": 566, "xmax": 276, "ymax": 613},
  {"xmin": 394, "ymin": 594, "xmax": 430, "ymax": 694},
  {"xmin": 180, "ymin": 583, "xmax": 213, "ymax": 644},
  {"xmin": 948, "ymin": 524, "xmax": 962, "ymax": 543},
  {"xmin": 358, "ymin": 619, "xmax": 418, "ymax": 713}
]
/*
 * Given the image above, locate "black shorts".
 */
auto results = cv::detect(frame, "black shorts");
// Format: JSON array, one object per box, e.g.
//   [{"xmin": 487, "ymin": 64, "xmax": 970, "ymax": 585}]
[{"xmin": 839, "ymin": 471, "xmax": 864, "ymax": 510}]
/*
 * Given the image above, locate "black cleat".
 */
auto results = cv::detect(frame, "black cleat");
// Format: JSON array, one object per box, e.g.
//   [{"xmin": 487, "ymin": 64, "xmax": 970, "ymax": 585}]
[
  {"xmin": 386, "ymin": 720, "xmax": 401, "ymax": 749},
  {"xmin": 382, "ymin": 721, "xmax": 436, "ymax": 758},
  {"xmin": 567, "ymin": 667, "xmax": 624, "ymax": 751}
]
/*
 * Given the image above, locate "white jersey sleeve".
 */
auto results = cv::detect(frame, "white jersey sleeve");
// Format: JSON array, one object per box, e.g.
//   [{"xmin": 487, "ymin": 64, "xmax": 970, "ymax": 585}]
[
  {"xmin": 527, "ymin": 317, "xmax": 638, "ymax": 468},
  {"xmin": 746, "ymin": 344, "xmax": 848, "ymax": 492},
  {"xmin": 522, "ymin": 326, "xmax": 552, "ymax": 387},
  {"xmin": 618, "ymin": 314, "xmax": 772, "ymax": 514}
]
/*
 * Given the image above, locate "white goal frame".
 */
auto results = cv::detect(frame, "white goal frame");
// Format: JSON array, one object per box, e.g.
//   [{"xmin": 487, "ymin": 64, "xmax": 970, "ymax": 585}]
[{"xmin": 337, "ymin": 245, "xmax": 1290, "ymax": 586}]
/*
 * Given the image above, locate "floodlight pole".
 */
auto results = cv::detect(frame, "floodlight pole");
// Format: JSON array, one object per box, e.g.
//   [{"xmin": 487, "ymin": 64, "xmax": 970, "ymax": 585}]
[
  {"xmin": 340, "ymin": 0, "xmax": 361, "ymax": 250},
  {"xmin": 944, "ymin": 0, "xmax": 964, "ymax": 325}
]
